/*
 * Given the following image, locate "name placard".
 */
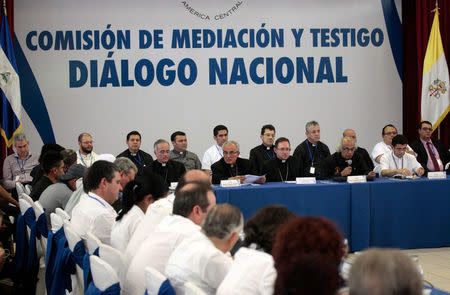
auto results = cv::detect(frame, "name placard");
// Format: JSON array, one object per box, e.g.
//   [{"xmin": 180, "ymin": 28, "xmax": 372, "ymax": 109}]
[
  {"xmin": 427, "ymin": 171, "xmax": 446, "ymax": 179},
  {"xmin": 220, "ymin": 179, "xmax": 241, "ymax": 187},
  {"xmin": 296, "ymin": 177, "xmax": 317, "ymax": 184},
  {"xmin": 347, "ymin": 175, "xmax": 367, "ymax": 183}
]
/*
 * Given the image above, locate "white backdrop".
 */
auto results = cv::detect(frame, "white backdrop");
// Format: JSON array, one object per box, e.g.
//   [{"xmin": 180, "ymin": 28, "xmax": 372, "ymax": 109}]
[{"xmin": 15, "ymin": 0, "xmax": 402, "ymax": 158}]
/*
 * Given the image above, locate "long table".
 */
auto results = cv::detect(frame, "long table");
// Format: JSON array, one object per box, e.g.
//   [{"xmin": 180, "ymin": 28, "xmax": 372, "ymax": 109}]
[{"xmin": 214, "ymin": 176, "xmax": 450, "ymax": 251}]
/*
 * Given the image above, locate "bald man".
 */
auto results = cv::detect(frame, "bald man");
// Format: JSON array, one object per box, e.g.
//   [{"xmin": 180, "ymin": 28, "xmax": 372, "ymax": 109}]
[
  {"xmin": 124, "ymin": 169, "xmax": 211, "ymax": 263},
  {"xmin": 343, "ymin": 129, "xmax": 374, "ymax": 171}
]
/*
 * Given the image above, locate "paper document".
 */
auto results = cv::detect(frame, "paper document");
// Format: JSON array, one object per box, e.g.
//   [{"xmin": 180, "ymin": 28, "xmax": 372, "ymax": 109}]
[{"xmin": 243, "ymin": 174, "xmax": 265, "ymax": 184}]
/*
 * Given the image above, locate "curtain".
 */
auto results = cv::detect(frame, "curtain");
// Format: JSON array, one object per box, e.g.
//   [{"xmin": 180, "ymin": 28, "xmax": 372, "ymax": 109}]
[{"xmin": 403, "ymin": 0, "xmax": 449, "ymax": 146}]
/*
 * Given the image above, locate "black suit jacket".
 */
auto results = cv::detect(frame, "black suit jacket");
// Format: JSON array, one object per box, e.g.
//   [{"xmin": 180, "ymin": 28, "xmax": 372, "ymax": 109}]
[
  {"xmin": 410, "ymin": 139, "xmax": 450, "ymax": 173},
  {"xmin": 211, "ymin": 158, "xmax": 254, "ymax": 184},
  {"xmin": 249, "ymin": 144, "xmax": 276, "ymax": 175},
  {"xmin": 262, "ymin": 156, "xmax": 303, "ymax": 182},
  {"xmin": 117, "ymin": 149, "xmax": 154, "ymax": 176},
  {"xmin": 145, "ymin": 160, "xmax": 186, "ymax": 187}
]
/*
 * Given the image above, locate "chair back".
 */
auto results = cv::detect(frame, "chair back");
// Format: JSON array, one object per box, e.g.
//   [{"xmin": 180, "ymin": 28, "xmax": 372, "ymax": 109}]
[
  {"xmin": 16, "ymin": 182, "xmax": 25, "ymax": 196},
  {"xmin": 55, "ymin": 207, "xmax": 71, "ymax": 221},
  {"xmin": 33, "ymin": 201, "xmax": 48, "ymax": 260},
  {"xmin": 89, "ymin": 255, "xmax": 120, "ymax": 291},
  {"xmin": 98, "ymin": 244, "xmax": 126, "ymax": 284},
  {"xmin": 64, "ymin": 221, "xmax": 85, "ymax": 295},
  {"xmin": 50, "ymin": 213, "xmax": 64, "ymax": 233},
  {"xmin": 184, "ymin": 282, "xmax": 207, "ymax": 295},
  {"xmin": 86, "ymin": 232, "xmax": 102, "ymax": 255},
  {"xmin": 19, "ymin": 198, "xmax": 32, "ymax": 215},
  {"xmin": 20, "ymin": 193, "xmax": 34, "ymax": 205},
  {"xmin": 145, "ymin": 266, "xmax": 175, "ymax": 295},
  {"xmin": 24, "ymin": 184, "xmax": 32, "ymax": 195}
]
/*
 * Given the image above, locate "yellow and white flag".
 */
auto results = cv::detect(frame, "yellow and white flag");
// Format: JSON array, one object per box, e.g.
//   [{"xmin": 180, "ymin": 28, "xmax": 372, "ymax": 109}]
[{"xmin": 421, "ymin": 8, "xmax": 449, "ymax": 131}]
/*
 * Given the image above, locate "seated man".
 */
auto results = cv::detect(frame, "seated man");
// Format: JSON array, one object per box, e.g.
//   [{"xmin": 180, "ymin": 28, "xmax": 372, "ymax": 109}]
[
  {"xmin": 211, "ymin": 141, "xmax": 258, "ymax": 184},
  {"xmin": 293, "ymin": 121, "xmax": 331, "ymax": 178},
  {"xmin": 117, "ymin": 131, "xmax": 153, "ymax": 175},
  {"xmin": 30, "ymin": 151, "xmax": 65, "ymax": 201},
  {"xmin": 39, "ymin": 164, "xmax": 86, "ymax": 228},
  {"xmin": 410, "ymin": 121, "xmax": 449, "ymax": 174},
  {"xmin": 148, "ymin": 139, "xmax": 186, "ymax": 187},
  {"xmin": 170, "ymin": 131, "xmax": 202, "ymax": 171},
  {"xmin": 349, "ymin": 249, "xmax": 422, "ymax": 295},
  {"xmin": 70, "ymin": 160, "xmax": 121, "ymax": 244},
  {"xmin": 321, "ymin": 137, "xmax": 375, "ymax": 179},
  {"xmin": 371, "ymin": 124, "xmax": 414, "ymax": 165},
  {"xmin": 249, "ymin": 124, "xmax": 276, "ymax": 174},
  {"xmin": 262, "ymin": 137, "xmax": 303, "ymax": 182},
  {"xmin": 380, "ymin": 135, "xmax": 424, "ymax": 177},
  {"xmin": 165, "ymin": 204, "xmax": 243, "ymax": 295},
  {"xmin": 202, "ymin": 125, "xmax": 229, "ymax": 172},
  {"xmin": 343, "ymin": 128, "xmax": 374, "ymax": 170},
  {"xmin": 123, "ymin": 182, "xmax": 216, "ymax": 295},
  {"xmin": 2, "ymin": 133, "xmax": 39, "ymax": 191},
  {"xmin": 76, "ymin": 132, "xmax": 98, "ymax": 168},
  {"xmin": 124, "ymin": 169, "xmax": 209, "ymax": 263}
]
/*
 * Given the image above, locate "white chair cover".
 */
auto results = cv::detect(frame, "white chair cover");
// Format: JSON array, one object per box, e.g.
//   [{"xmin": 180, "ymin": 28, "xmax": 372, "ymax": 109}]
[
  {"xmin": 16, "ymin": 182, "xmax": 25, "ymax": 196},
  {"xmin": 20, "ymin": 193, "xmax": 34, "ymax": 205},
  {"xmin": 50, "ymin": 213, "xmax": 64, "ymax": 233},
  {"xmin": 145, "ymin": 266, "xmax": 168, "ymax": 294},
  {"xmin": 64, "ymin": 221, "xmax": 85, "ymax": 295},
  {"xmin": 184, "ymin": 282, "xmax": 207, "ymax": 295},
  {"xmin": 25, "ymin": 184, "xmax": 32, "ymax": 195},
  {"xmin": 55, "ymin": 207, "xmax": 71, "ymax": 221},
  {"xmin": 98, "ymin": 244, "xmax": 126, "ymax": 284},
  {"xmin": 86, "ymin": 232, "xmax": 102, "ymax": 255},
  {"xmin": 89, "ymin": 256, "xmax": 120, "ymax": 291}
]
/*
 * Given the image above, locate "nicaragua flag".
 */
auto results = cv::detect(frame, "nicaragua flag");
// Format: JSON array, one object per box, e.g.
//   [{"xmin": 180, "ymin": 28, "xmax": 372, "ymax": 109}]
[
  {"xmin": 0, "ymin": 10, "xmax": 22, "ymax": 147},
  {"xmin": 421, "ymin": 7, "xmax": 450, "ymax": 131}
]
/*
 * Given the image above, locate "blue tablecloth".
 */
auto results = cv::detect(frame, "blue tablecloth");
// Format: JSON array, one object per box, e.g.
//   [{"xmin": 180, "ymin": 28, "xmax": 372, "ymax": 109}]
[{"xmin": 214, "ymin": 176, "xmax": 450, "ymax": 251}]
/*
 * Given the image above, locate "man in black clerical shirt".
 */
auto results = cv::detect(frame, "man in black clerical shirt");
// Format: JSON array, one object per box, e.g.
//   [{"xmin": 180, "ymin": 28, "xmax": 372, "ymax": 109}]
[
  {"xmin": 249, "ymin": 124, "xmax": 276, "ymax": 174},
  {"xmin": 293, "ymin": 121, "xmax": 331, "ymax": 178},
  {"xmin": 146, "ymin": 139, "xmax": 185, "ymax": 187},
  {"xmin": 410, "ymin": 120, "xmax": 449, "ymax": 174},
  {"xmin": 117, "ymin": 131, "xmax": 153, "ymax": 175},
  {"xmin": 262, "ymin": 137, "xmax": 303, "ymax": 182},
  {"xmin": 321, "ymin": 137, "xmax": 376, "ymax": 179},
  {"xmin": 343, "ymin": 128, "xmax": 374, "ymax": 171},
  {"xmin": 211, "ymin": 140, "xmax": 262, "ymax": 184}
]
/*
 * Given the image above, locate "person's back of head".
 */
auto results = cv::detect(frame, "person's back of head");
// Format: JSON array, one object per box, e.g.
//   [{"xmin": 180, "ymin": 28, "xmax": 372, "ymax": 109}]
[
  {"xmin": 83, "ymin": 160, "xmax": 120, "ymax": 193},
  {"xmin": 175, "ymin": 170, "xmax": 211, "ymax": 193},
  {"xmin": 172, "ymin": 182, "xmax": 212, "ymax": 219},
  {"xmin": 349, "ymin": 248, "xmax": 422, "ymax": 295},
  {"xmin": 41, "ymin": 151, "xmax": 64, "ymax": 174},
  {"xmin": 243, "ymin": 205, "xmax": 294, "ymax": 253},
  {"xmin": 39, "ymin": 143, "xmax": 65, "ymax": 163},
  {"xmin": 202, "ymin": 203, "xmax": 243, "ymax": 240},
  {"xmin": 272, "ymin": 216, "xmax": 344, "ymax": 295}
]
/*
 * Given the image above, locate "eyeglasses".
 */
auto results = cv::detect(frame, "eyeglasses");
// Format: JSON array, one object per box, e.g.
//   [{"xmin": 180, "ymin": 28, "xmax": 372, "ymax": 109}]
[
  {"xmin": 263, "ymin": 133, "xmax": 275, "ymax": 137},
  {"xmin": 421, "ymin": 127, "xmax": 432, "ymax": 131},
  {"xmin": 277, "ymin": 148, "xmax": 291, "ymax": 152},
  {"xmin": 342, "ymin": 147, "xmax": 355, "ymax": 152},
  {"xmin": 223, "ymin": 151, "xmax": 238, "ymax": 156},
  {"xmin": 82, "ymin": 141, "xmax": 93, "ymax": 145},
  {"xmin": 158, "ymin": 150, "xmax": 170, "ymax": 154}
]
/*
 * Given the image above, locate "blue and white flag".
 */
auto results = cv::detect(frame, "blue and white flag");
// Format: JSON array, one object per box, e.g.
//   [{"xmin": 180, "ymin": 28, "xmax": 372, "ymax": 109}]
[{"xmin": 0, "ymin": 10, "xmax": 22, "ymax": 147}]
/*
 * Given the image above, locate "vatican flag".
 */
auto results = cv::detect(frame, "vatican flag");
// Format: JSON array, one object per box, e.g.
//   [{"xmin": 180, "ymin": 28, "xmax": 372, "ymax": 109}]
[{"xmin": 421, "ymin": 7, "xmax": 450, "ymax": 131}]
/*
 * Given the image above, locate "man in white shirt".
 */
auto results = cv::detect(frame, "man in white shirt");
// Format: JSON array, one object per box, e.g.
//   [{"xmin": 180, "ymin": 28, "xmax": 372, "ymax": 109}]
[
  {"xmin": 371, "ymin": 124, "xmax": 414, "ymax": 166},
  {"xmin": 165, "ymin": 203, "xmax": 243, "ymax": 295},
  {"xmin": 380, "ymin": 135, "xmax": 424, "ymax": 177},
  {"xmin": 76, "ymin": 132, "xmax": 98, "ymax": 168},
  {"xmin": 70, "ymin": 160, "xmax": 122, "ymax": 244},
  {"xmin": 124, "ymin": 169, "xmax": 211, "ymax": 263},
  {"xmin": 123, "ymin": 181, "xmax": 216, "ymax": 295},
  {"xmin": 202, "ymin": 125, "xmax": 229, "ymax": 172}
]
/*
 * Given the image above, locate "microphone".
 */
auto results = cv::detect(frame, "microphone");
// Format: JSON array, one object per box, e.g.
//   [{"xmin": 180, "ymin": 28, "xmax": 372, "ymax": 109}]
[{"xmin": 345, "ymin": 159, "xmax": 352, "ymax": 166}]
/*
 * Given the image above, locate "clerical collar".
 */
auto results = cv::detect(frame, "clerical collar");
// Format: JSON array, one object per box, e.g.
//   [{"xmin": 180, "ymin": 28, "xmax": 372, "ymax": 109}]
[
  {"xmin": 266, "ymin": 146, "xmax": 270, "ymax": 150},
  {"xmin": 161, "ymin": 163, "xmax": 167, "ymax": 167},
  {"xmin": 282, "ymin": 160, "xmax": 286, "ymax": 163},
  {"xmin": 307, "ymin": 140, "xmax": 317, "ymax": 147}
]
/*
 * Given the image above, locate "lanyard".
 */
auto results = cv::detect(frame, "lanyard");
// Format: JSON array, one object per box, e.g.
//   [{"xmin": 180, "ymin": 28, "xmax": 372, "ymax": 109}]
[
  {"xmin": 391, "ymin": 152, "xmax": 403, "ymax": 170},
  {"xmin": 265, "ymin": 149, "xmax": 275, "ymax": 160},
  {"xmin": 133, "ymin": 151, "xmax": 143, "ymax": 166},
  {"xmin": 16, "ymin": 157, "xmax": 29, "ymax": 173},
  {"xmin": 306, "ymin": 140, "xmax": 318, "ymax": 165},
  {"xmin": 79, "ymin": 151, "xmax": 92, "ymax": 167},
  {"xmin": 216, "ymin": 145, "xmax": 223, "ymax": 157},
  {"xmin": 88, "ymin": 194, "xmax": 106, "ymax": 207}
]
